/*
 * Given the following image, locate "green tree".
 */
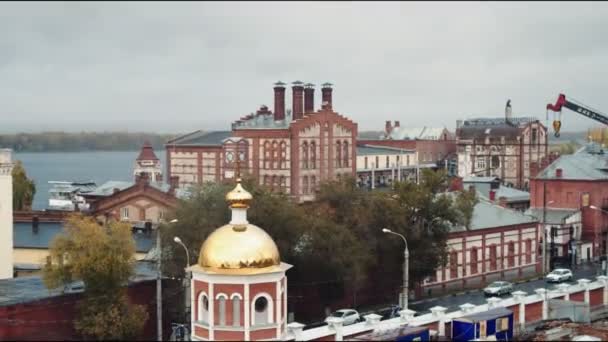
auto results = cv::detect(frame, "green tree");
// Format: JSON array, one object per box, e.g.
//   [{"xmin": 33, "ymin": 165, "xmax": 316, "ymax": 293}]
[
  {"xmin": 12, "ymin": 160, "xmax": 36, "ymax": 210},
  {"xmin": 42, "ymin": 215, "xmax": 148, "ymax": 340}
]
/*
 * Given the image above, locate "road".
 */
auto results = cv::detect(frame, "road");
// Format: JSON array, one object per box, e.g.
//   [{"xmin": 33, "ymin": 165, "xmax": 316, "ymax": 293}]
[{"xmin": 409, "ymin": 263, "xmax": 601, "ymax": 314}]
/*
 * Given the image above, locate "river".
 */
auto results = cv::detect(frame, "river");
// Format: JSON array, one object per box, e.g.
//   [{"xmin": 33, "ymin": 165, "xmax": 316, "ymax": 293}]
[{"xmin": 13, "ymin": 151, "xmax": 167, "ymax": 210}]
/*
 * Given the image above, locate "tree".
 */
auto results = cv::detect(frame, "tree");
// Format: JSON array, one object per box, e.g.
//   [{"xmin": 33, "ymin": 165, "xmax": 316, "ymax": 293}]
[
  {"xmin": 12, "ymin": 160, "xmax": 36, "ymax": 210},
  {"xmin": 42, "ymin": 214, "xmax": 148, "ymax": 340}
]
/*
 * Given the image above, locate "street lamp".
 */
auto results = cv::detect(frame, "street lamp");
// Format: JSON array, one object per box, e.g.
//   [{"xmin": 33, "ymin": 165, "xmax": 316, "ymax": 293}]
[
  {"xmin": 382, "ymin": 228, "xmax": 409, "ymax": 309},
  {"xmin": 173, "ymin": 235, "xmax": 191, "ymax": 341},
  {"xmin": 156, "ymin": 219, "xmax": 179, "ymax": 341}
]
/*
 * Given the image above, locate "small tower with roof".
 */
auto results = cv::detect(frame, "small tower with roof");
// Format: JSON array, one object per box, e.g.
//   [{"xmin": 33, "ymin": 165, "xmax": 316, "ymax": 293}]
[
  {"xmin": 134, "ymin": 141, "xmax": 162, "ymax": 182},
  {"xmin": 188, "ymin": 179, "xmax": 292, "ymax": 341}
]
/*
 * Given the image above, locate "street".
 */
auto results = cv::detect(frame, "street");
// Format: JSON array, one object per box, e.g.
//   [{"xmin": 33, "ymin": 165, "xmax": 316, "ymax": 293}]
[{"xmin": 409, "ymin": 263, "xmax": 601, "ymax": 314}]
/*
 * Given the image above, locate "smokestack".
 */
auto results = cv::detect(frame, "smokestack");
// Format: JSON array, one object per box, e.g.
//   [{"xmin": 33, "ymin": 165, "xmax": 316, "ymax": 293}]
[
  {"xmin": 304, "ymin": 83, "xmax": 315, "ymax": 114},
  {"xmin": 292, "ymin": 81, "xmax": 304, "ymax": 120},
  {"xmin": 505, "ymin": 99, "xmax": 512, "ymax": 124},
  {"xmin": 321, "ymin": 82, "xmax": 333, "ymax": 110},
  {"xmin": 385, "ymin": 121, "xmax": 393, "ymax": 136},
  {"xmin": 273, "ymin": 81, "xmax": 286, "ymax": 121},
  {"xmin": 394, "ymin": 121, "xmax": 400, "ymax": 128}
]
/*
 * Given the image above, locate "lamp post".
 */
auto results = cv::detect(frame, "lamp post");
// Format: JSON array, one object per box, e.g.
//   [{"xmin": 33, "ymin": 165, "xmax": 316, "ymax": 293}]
[
  {"xmin": 589, "ymin": 205, "xmax": 608, "ymax": 275},
  {"xmin": 173, "ymin": 236, "xmax": 191, "ymax": 325},
  {"xmin": 157, "ymin": 219, "xmax": 178, "ymax": 341},
  {"xmin": 382, "ymin": 228, "xmax": 409, "ymax": 309}
]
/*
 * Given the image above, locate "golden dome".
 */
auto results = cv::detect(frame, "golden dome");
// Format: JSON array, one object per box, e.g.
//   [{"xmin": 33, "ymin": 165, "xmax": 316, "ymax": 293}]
[
  {"xmin": 197, "ymin": 179, "xmax": 281, "ymax": 275},
  {"xmin": 225, "ymin": 178, "xmax": 253, "ymax": 208},
  {"xmin": 198, "ymin": 223, "xmax": 281, "ymax": 274}
]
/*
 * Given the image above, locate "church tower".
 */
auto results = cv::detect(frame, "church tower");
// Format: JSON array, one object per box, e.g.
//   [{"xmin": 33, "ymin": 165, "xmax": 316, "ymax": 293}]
[
  {"xmin": 189, "ymin": 179, "xmax": 292, "ymax": 340},
  {"xmin": 0, "ymin": 149, "xmax": 14, "ymax": 279},
  {"xmin": 134, "ymin": 141, "xmax": 163, "ymax": 182}
]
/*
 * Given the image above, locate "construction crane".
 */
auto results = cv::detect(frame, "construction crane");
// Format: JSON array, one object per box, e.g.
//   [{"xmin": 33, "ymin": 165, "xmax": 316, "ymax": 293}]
[{"xmin": 546, "ymin": 94, "xmax": 608, "ymax": 137}]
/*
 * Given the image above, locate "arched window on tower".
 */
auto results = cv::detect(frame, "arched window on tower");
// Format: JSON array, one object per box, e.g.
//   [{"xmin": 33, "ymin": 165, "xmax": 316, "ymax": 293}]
[
  {"xmin": 343, "ymin": 141, "xmax": 349, "ymax": 167},
  {"xmin": 302, "ymin": 141, "xmax": 309, "ymax": 169},
  {"xmin": 231, "ymin": 294, "xmax": 242, "ymax": 327},
  {"xmin": 217, "ymin": 293, "xmax": 227, "ymax": 326},
  {"xmin": 263, "ymin": 141, "xmax": 271, "ymax": 169},
  {"xmin": 310, "ymin": 141, "xmax": 316, "ymax": 169},
  {"xmin": 336, "ymin": 141, "xmax": 342, "ymax": 168},
  {"xmin": 198, "ymin": 292, "xmax": 209, "ymax": 323},
  {"xmin": 251, "ymin": 293, "xmax": 273, "ymax": 326}
]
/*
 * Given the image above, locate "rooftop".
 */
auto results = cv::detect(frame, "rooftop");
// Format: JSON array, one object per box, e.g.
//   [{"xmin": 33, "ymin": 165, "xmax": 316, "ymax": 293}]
[
  {"xmin": 13, "ymin": 222, "xmax": 155, "ymax": 253},
  {"xmin": 0, "ymin": 261, "xmax": 157, "ymax": 307},
  {"xmin": 525, "ymin": 207, "xmax": 579, "ymax": 224},
  {"xmin": 356, "ymin": 145, "xmax": 415, "ymax": 156},
  {"xmin": 166, "ymin": 130, "xmax": 232, "ymax": 146},
  {"xmin": 536, "ymin": 143, "xmax": 608, "ymax": 180},
  {"xmin": 86, "ymin": 180, "xmax": 188, "ymax": 199},
  {"xmin": 388, "ymin": 127, "xmax": 447, "ymax": 140},
  {"xmin": 232, "ymin": 112, "xmax": 291, "ymax": 130},
  {"xmin": 448, "ymin": 195, "xmax": 537, "ymax": 232},
  {"xmin": 136, "ymin": 141, "xmax": 159, "ymax": 161}
]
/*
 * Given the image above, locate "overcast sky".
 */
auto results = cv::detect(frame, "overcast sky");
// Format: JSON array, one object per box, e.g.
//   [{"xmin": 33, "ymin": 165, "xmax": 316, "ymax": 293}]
[{"xmin": 2, "ymin": 2, "xmax": 608, "ymax": 134}]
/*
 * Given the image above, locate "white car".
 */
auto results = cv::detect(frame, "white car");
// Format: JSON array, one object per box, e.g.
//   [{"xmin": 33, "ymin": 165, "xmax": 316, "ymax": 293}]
[
  {"xmin": 483, "ymin": 281, "xmax": 513, "ymax": 296},
  {"xmin": 325, "ymin": 309, "xmax": 360, "ymax": 326},
  {"xmin": 546, "ymin": 268, "xmax": 573, "ymax": 283}
]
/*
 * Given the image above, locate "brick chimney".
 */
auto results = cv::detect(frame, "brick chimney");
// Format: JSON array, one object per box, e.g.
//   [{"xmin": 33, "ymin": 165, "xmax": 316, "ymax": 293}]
[
  {"xmin": 394, "ymin": 121, "xmax": 400, "ymax": 128},
  {"xmin": 321, "ymin": 82, "xmax": 333, "ymax": 110},
  {"xmin": 498, "ymin": 196, "xmax": 508, "ymax": 208},
  {"xmin": 304, "ymin": 83, "xmax": 315, "ymax": 113},
  {"xmin": 489, "ymin": 189, "xmax": 496, "ymax": 201},
  {"xmin": 168, "ymin": 176, "xmax": 179, "ymax": 196},
  {"xmin": 556, "ymin": 168, "xmax": 563, "ymax": 178},
  {"xmin": 292, "ymin": 81, "xmax": 304, "ymax": 120},
  {"xmin": 273, "ymin": 81, "xmax": 286, "ymax": 121}
]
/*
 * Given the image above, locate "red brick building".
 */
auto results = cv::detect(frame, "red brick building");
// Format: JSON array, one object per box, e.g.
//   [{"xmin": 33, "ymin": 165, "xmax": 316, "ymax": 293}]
[
  {"xmin": 528, "ymin": 143, "xmax": 608, "ymax": 266},
  {"xmin": 166, "ymin": 82, "xmax": 357, "ymax": 202}
]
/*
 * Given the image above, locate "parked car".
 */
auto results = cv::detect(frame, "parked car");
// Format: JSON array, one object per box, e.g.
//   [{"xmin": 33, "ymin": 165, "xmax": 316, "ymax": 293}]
[
  {"xmin": 546, "ymin": 268, "xmax": 573, "ymax": 283},
  {"xmin": 325, "ymin": 309, "xmax": 361, "ymax": 326},
  {"xmin": 483, "ymin": 281, "xmax": 514, "ymax": 296},
  {"xmin": 376, "ymin": 305, "xmax": 402, "ymax": 320}
]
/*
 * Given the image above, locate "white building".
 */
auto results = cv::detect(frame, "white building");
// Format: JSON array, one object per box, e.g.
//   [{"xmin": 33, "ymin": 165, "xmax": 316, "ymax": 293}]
[
  {"xmin": 133, "ymin": 141, "xmax": 163, "ymax": 182},
  {"xmin": 0, "ymin": 149, "xmax": 14, "ymax": 279}
]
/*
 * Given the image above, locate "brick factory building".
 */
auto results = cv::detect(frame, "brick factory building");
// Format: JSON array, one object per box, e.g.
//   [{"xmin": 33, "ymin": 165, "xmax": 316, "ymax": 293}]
[
  {"xmin": 455, "ymin": 102, "xmax": 548, "ymax": 190},
  {"xmin": 165, "ymin": 81, "xmax": 357, "ymax": 202}
]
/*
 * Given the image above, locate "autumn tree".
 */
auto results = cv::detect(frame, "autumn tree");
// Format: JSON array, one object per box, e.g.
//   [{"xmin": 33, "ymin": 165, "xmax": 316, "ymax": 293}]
[
  {"xmin": 42, "ymin": 214, "xmax": 148, "ymax": 341},
  {"xmin": 12, "ymin": 160, "xmax": 36, "ymax": 210}
]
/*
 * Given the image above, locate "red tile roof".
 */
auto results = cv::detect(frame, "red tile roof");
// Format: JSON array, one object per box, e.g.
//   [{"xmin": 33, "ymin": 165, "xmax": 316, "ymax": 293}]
[{"xmin": 136, "ymin": 141, "xmax": 159, "ymax": 161}]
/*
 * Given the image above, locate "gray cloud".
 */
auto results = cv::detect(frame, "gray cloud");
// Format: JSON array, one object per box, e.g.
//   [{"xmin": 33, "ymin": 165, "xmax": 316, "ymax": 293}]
[{"xmin": 1, "ymin": 1, "xmax": 608, "ymax": 134}]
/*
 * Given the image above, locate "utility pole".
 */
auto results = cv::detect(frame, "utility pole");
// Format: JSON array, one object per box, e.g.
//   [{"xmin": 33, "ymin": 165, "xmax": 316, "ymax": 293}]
[{"xmin": 156, "ymin": 225, "xmax": 163, "ymax": 341}]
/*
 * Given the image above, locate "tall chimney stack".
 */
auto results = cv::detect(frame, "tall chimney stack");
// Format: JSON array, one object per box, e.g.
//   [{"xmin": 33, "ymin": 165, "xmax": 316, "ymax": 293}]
[
  {"xmin": 273, "ymin": 81, "xmax": 286, "ymax": 121},
  {"xmin": 292, "ymin": 81, "xmax": 304, "ymax": 120},
  {"xmin": 304, "ymin": 83, "xmax": 315, "ymax": 114},
  {"xmin": 385, "ymin": 121, "xmax": 393, "ymax": 136},
  {"xmin": 321, "ymin": 82, "xmax": 333, "ymax": 110}
]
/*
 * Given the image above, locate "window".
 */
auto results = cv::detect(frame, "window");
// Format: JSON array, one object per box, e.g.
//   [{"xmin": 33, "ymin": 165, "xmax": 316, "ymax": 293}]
[
  {"xmin": 310, "ymin": 142, "xmax": 316, "ymax": 169},
  {"xmin": 232, "ymin": 296, "xmax": 241, "ymax": 326},
  {"xmin": 450, "ymin": 251, "xmax": 458, "ymax": 279},
  {"xmin": 491, "ymin": 155, "xmax": 500, "ymax": 169},
  {"xmin": 280, "ymin": 176, "xmax": 286, "ymax": 192},
  {"xmin": 303, "ymin": 176, "xmax": 309, "ymax": 195},
  {"xmin": 406, "ymin": 155, "xmax": 410, "ymax": 166},
  {"xmin": 280, "ymin": 141, "xmax": 287, "ymax": 169},
  {"xmin": 264, "ymin": 141, "xmax": 271, "ymax": 169},
  {"xmin": 252, "ymin": 295, "xmax": 272, "ymax": 326},
  {"xmin": 198, "ymin": 293, "xmax": 209, "ymax": 323},
  {"xmin": 476, "ymin": 158, "xmax": 486, "ymax": 170},
  {"xmin": 526, "ymin": 239, "xmax": 532, "ymax": 264},
  {"xmin": 336, "ymin": 141, "xmax": 342, "ymax": 168},
  {"xmin": 489, "ymin": 245, "xmax": 497, "ymax": 271},
  {"xmin": 508, "ymin": 241, "xmax": 515, "ymax": 267},
  {"xmin": 218, "ymin": 295, "xmax": 227, "ymax": 326},
  {"xmin": 496, "ymin": 317, "xmax": 509, "ymax": 331},
  {"xmin": 121, "ymin": 207, "xmax": 129, "ymax": 220},
  {"xmin": 364, "ymin": 157, "xmax": 368, "ymax": 169},
  {"xmin": 386, "ymin": 156, "xmax": 390, "ymax": 168},
  {"xmin": 272, "ymin": 141, "xmax": 279, "ymax": 169},
  {"xmin": 532, "ymin": 128, "xmax": 538, "ymax": 144},
  {"xmin": 343, "ymin": 141, "xmax": 349, "ymax": 167},
  {"xmin": 302, "ymin": 142, "xmax": 309, "ymax": 169},
  {"xmin": 470, "ymin": 247, "xmax": 478, "ymax": 275},
  {"xmin": 311, "ymin": 176, "xmax": 316, "ymax": 192},
  {"xmin": 375, "ymin": 156, "xmax": 379, "ymax": 169}
]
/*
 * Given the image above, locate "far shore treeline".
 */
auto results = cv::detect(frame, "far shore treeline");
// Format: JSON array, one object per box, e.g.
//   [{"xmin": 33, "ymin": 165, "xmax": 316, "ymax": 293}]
[{"xmin": 0, "ymin": 132, "xmax": 180, "ymax": 152}]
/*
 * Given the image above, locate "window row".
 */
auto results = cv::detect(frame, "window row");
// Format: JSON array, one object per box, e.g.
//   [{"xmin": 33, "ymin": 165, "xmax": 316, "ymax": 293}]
[
  {"xmin": 263, "ymin": 175, "xmax": 287, "ymax": 192},
  {"xmin": 197, "ymin": 292, "xmax": 274, "ymax": 327},
  {"xmin": 264, "ymin": 141, "xmax": 288, "ymax": 170},
  {"xmin": 334, "ymin": 141, "xmax": 350, "ymax": 168},
  {"xmin": 302, "ymin": 176, "xmax": 317, "ymax": 195},
  {"xmin": 301, "ymin": 141, "xmax": 317, "ymax": 169}
]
